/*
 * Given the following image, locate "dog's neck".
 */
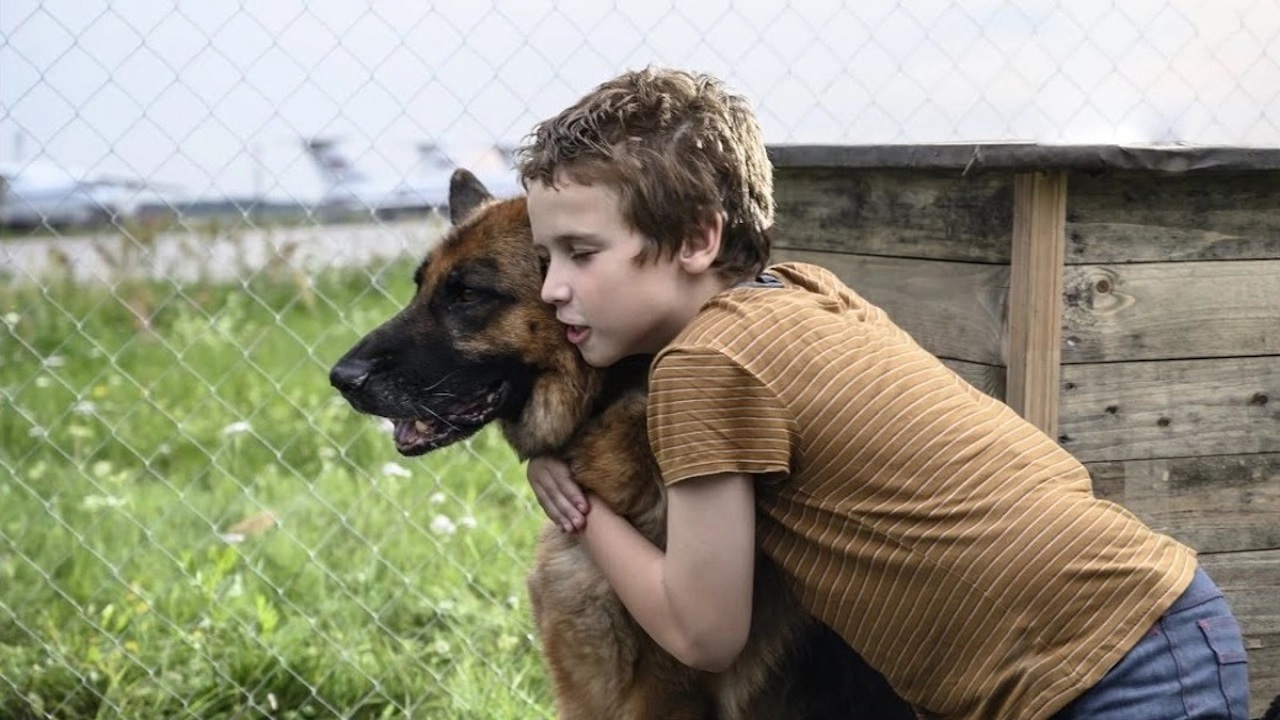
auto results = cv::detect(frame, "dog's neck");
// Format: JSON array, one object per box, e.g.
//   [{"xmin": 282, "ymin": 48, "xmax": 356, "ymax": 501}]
[
  {"xmin": 500, "ymin": 355, "xmax": 650, "ymax": 460},
  {"xmin": 501, "ymin": 351, "xmax": 602, "ymax": 458}
]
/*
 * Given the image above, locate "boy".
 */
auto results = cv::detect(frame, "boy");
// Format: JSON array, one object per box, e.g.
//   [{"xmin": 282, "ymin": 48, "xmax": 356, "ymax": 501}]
[{"xmin": 518, "ymin": 67, "xmax": 1250, "ymax": 719}]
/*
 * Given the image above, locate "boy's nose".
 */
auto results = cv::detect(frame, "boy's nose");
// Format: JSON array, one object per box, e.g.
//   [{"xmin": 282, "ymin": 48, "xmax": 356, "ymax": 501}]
[{"xmin": 540, "ymin": 271, "xmax": 569, "ymax": 305}]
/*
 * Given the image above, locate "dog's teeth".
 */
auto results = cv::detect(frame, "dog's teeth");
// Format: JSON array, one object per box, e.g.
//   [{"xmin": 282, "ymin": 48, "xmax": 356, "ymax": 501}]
[{"xmin": 414, "ymin": 420, "xmax": 428, "ymax": 432}]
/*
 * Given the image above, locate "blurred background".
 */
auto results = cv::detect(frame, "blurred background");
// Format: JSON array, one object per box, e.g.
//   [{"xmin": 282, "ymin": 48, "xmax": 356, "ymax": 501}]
[
  {"xmin": 2, "ymin": 1, "xmax": 1278, "ymax": 718},
  {"xmin": 5, "ymin": 0, "xmax": 1278, "ymax": 217}
]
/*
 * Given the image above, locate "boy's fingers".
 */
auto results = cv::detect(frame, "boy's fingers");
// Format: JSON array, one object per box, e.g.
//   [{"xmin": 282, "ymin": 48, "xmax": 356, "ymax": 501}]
[
  {"xmin": 530, "ymin": 484, "xmax": 567, "ymax": 527},
  {"xmin": 531, "ymin": 479, "xmax": 581, "ymax": 532},
  {"xmin": 552, "ymin": 473, "xmax": 588, "ymax": 513},
  {"xmin": 526, "ymin": 457, "xmax": 587, "ymax": 532},
  {"xmin": 552, "ymin": 494, "xmax": 584, "ymax": 532}
]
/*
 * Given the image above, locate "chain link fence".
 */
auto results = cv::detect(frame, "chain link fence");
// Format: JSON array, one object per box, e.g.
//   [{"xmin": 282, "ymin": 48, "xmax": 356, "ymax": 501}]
[{"xmin": 2, "ymin": 1, "xmax": 1278, "ymax": 717}]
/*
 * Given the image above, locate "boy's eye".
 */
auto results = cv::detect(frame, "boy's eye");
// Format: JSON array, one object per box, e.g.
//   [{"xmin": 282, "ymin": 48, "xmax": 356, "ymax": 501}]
[{"xmin": 569, "ymin": 249, "xmax": 596, "ymax": 262}]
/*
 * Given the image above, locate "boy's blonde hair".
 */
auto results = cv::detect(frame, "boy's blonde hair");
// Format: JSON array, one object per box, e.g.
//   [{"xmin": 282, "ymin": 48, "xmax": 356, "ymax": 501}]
[{"xmin": 518, "ymin": 67, "xmax": 774, "ymax": 282}]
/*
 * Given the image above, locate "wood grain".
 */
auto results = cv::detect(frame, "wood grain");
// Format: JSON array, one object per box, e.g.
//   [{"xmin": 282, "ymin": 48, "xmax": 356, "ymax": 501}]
[
  {"xmin": 1088, "ymin": 454, "xmax": 1280, "ymax": 554},
  {"xmin": 773, "ymin": 168, "xmax": 1013, "ymax": 262},
  {"xmin": 1062, "ymin": 260, "xmax": 1280, "ymax": 363},
  {"xmin": 1007, "ymin": 171, "xmax": 1067, "ymax": 436},
  {"xmin": 1067, "ymin": 170, "xmax": 1280, "ymax": 263},
  {"xmin": 1058, "ymin": 357, "xmax": 1280, "ymax": 462}
]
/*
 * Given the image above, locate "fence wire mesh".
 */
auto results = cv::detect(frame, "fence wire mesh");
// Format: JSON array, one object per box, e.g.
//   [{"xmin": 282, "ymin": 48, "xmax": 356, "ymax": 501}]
[{"xmin": 2, "ymin": 1, "xmax": 1278, "ymax": 717}]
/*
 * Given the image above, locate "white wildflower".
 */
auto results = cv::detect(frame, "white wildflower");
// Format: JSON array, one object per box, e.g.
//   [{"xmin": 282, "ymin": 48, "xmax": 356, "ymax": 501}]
[
  {"xmin": 42, "ymin": 355, "xmax": 66, "ymax": 368},
  {"xmin": 82, "ymin": 494, "xmax": 125, "ymax": 511},
  {"xmin": 35, "ymin": 377, "xmax": 52, "ymax": 388},
  {"xmin": 429, "ymin": 492, "xmax": 446, "ymax": 505},
  {"xmin": 222, "ymin": 421, "xmax": 252, "ymax": 436},
  {"xmin": 2, "ymin": 312, "xmax": 19, "ymax": 330},
  {"xmin": 458, "ymin": 515, "xmax": 477, "ymax": 530},
  {"xmin": 381, "ymin": 462, "xmax": 411, "ymax": 478},
  {"xmin": 72, "ymin": 401, "xmax": 97, "ymax": 416},
  {"xmin": 430, "ymin": 514, "xmax": 457, "ymax": 536}
]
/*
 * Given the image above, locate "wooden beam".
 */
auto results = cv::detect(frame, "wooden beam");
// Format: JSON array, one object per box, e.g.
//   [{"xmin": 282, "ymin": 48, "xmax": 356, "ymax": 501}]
[{"xmin": 1006, "ymin": 171, "xmax": 1068, "ymax": 437}]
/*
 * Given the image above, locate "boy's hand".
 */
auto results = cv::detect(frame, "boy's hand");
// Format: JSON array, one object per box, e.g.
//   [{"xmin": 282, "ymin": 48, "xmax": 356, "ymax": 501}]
[{"xmin": 526, "ymin": 456, "xmax": 590, "ymax": 533}]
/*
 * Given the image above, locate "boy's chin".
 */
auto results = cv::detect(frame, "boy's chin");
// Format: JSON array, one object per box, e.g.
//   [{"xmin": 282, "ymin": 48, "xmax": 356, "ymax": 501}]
[
  {"xmin": 578, "ymin": 342, "xmax": 621, "ymax": 368},
  {"xmin": 580, "ymin": 350, "xmax": 614, "ymax": 368}
]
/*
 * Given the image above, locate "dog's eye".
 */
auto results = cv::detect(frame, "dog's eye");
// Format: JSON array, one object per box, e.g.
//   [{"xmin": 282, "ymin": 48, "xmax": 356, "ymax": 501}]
[{"xmin": 456, "ymin": 287, "xmax": 480, "ymax": 303}]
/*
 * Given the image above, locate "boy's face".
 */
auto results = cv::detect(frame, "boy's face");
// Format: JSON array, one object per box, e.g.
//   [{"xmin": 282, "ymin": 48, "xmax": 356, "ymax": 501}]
[{"xmin": 528, "ymin": 179, "xmax": 701, "ymax": 367}]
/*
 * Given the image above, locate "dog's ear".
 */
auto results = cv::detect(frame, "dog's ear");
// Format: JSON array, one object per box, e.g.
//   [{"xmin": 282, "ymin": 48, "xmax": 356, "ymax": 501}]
[{"xmin": 449, "ymin": 169, "xmax": 494, "ymax": 225}]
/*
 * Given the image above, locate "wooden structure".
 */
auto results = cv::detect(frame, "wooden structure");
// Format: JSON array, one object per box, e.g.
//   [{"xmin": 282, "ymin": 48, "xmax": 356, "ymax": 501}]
[{"xmin": 769, "ymin": 143, "xmax": 1279, "ymax": 714}]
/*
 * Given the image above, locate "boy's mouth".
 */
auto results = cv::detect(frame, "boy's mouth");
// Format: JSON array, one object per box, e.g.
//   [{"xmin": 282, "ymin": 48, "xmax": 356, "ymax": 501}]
[{"xmin": 565, "ymin": 324, "xmax": 589, "ymax": 345}]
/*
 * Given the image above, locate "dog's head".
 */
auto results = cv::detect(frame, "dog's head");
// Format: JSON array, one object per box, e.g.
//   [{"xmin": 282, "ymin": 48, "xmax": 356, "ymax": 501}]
[{"xmin": 330, "ymin": 169, "xmax": 600, "ymax": 458}]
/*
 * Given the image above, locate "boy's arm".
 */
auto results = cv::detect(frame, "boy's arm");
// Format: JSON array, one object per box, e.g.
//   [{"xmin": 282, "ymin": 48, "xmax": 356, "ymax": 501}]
[{"xmin": 579, "ymin": 471, "xmax": 756, "ymax": 672}]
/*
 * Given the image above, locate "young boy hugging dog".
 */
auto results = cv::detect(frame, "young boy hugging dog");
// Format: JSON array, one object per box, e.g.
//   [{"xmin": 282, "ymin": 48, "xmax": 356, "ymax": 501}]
[{"xmin": 519, "ymin": 67, "xmax": 1250, "ymax": 720}]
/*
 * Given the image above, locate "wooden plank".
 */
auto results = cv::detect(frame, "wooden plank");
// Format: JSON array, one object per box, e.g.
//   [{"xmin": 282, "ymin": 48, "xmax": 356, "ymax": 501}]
[
  {"xmin": 941, "ymin": 358, "xmax": 1006, "ymax": 401},
  {"xmin": 1196, "ymin": 549, "xmax": 1280, "ymax": 715},
  {"xmin": 1066, "ymin": 170, "xmax": 1280, "ymax": 264},
  {"xmin": 772, "ymin": 248, "xmax": 1008, "ymax": 365},
  {"xmin": 773, "ymin": 167, "xmax": 1014, "ymax": 262},
  {"xmin": 1058, "ymin": 357, "xmax": 1280, "ymax": 462},
  {"xmin": 1007, "ymin": 171, "xmax": 1068, "ymax": 436},
  {"xmin": 1088, "ymin": 454, "xmax": 1280, "ymax": 554},
  {"xmin": 1062, "ymin": 260, "xmax": 1280, "ymax": 363}
]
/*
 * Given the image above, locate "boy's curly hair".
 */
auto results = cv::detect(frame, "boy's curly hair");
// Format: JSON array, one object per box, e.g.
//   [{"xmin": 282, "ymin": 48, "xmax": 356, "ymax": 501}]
[{"xmin": 517, "ymin": 67, "xmax": 773, "ymax": 283}]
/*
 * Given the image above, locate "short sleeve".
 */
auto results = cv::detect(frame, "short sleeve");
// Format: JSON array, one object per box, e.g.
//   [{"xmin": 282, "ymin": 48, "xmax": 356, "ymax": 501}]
[{"xmin": 648, "ymin": 347, "xmax": 795, "ymax": 486}]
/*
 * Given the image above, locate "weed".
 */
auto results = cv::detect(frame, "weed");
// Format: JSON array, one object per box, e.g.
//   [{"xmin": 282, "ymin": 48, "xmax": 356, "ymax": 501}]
[{"xmin": 0, "ymin": 263, "xmax": 552, "ymax": 718}]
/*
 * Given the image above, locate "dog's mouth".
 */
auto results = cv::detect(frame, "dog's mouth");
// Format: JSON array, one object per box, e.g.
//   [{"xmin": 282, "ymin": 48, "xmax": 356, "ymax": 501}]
[{"xmin": 389, "ymin": 381, "xmax": 508, "ymax": 456}]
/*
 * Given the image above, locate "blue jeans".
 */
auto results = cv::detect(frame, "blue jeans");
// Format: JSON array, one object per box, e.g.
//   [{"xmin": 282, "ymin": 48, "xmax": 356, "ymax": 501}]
[{"xmin": 1051, "ymin": 567, "xmax": 1250, "ymax": 720}]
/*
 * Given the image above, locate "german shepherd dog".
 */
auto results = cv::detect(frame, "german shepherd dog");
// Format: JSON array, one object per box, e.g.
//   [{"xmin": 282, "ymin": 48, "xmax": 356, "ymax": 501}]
[{"xmin": 330, "ymin": 170, "xmax": 913, "ymax": 719}]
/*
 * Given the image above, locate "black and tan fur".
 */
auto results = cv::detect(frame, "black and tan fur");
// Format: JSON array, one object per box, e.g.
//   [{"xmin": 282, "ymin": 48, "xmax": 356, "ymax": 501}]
[{"xmin": 330, "ymin": 169, "xmax": 912, "ymax": 719}]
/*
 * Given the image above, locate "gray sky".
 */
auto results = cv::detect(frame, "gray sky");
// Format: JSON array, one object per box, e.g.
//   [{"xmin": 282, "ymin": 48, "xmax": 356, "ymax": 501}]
[{"xmin": 3, "ymin": 0, "xmax": 1278, "ymax": 202}]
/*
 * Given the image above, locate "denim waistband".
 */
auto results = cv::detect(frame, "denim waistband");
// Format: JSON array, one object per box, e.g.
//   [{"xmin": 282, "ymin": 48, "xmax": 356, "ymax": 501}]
[{"xmin": 1165, "ymin": 566, "xmax": 1222, "ymax": 616}]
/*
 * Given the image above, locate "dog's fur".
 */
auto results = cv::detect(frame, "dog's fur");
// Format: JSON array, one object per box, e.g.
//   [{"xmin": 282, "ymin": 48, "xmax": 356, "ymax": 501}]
[{"xmin": 330, "ymin": 170, "xmax": 913, "ymax": 719}]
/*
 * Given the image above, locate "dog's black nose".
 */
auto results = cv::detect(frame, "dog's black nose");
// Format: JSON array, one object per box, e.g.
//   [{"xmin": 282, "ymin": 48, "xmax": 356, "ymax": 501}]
[{"xmin": 330, "ymin": 358, "xmax": 373, "ymax": 392}]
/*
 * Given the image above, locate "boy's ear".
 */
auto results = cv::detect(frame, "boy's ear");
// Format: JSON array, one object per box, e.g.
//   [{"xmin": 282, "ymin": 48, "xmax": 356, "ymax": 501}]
[{"xmin": 678, "ymin": 213, "xmax": 724, "ymax": 275}]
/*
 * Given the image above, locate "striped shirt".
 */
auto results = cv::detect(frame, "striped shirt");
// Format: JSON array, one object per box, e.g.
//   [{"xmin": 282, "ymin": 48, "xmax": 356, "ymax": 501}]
[{"xmin": 647, "ymin": 262, "xmax": 1196, "ymax": 720}]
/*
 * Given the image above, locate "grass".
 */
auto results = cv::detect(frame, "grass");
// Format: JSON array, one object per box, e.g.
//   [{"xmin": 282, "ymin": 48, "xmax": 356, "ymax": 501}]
[{"xmin": 0, "ymin": 258, "xmax": 553, "ymax": 718}]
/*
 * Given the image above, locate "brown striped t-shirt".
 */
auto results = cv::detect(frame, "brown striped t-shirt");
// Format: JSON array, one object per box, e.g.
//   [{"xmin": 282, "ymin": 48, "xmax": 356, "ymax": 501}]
[{"xmin": 647, "ymin": 261, "xmax": 1196, "ymax": 720}]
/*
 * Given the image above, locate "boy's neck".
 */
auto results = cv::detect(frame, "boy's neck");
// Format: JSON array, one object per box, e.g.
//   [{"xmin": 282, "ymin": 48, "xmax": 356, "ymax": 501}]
[{"xmin": 666, "ymin": 272, "xmax": 735, "ymax": 338}]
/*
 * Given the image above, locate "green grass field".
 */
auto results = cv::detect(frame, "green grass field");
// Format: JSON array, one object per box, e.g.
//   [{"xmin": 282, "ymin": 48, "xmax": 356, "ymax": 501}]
[{"xmin": 0, "ymin": 260, "xmax": 553, "ymax": 718}]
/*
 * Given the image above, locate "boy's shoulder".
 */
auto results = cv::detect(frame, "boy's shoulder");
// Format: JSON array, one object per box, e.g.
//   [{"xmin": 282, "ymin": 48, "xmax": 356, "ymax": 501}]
[
  {"xmin": 765, "ymin": 261, "xmax": 853, "ymax": 297},
  {"xmin": 670, "ymin": 262, "xmax": 859, "ymax": 351}
]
